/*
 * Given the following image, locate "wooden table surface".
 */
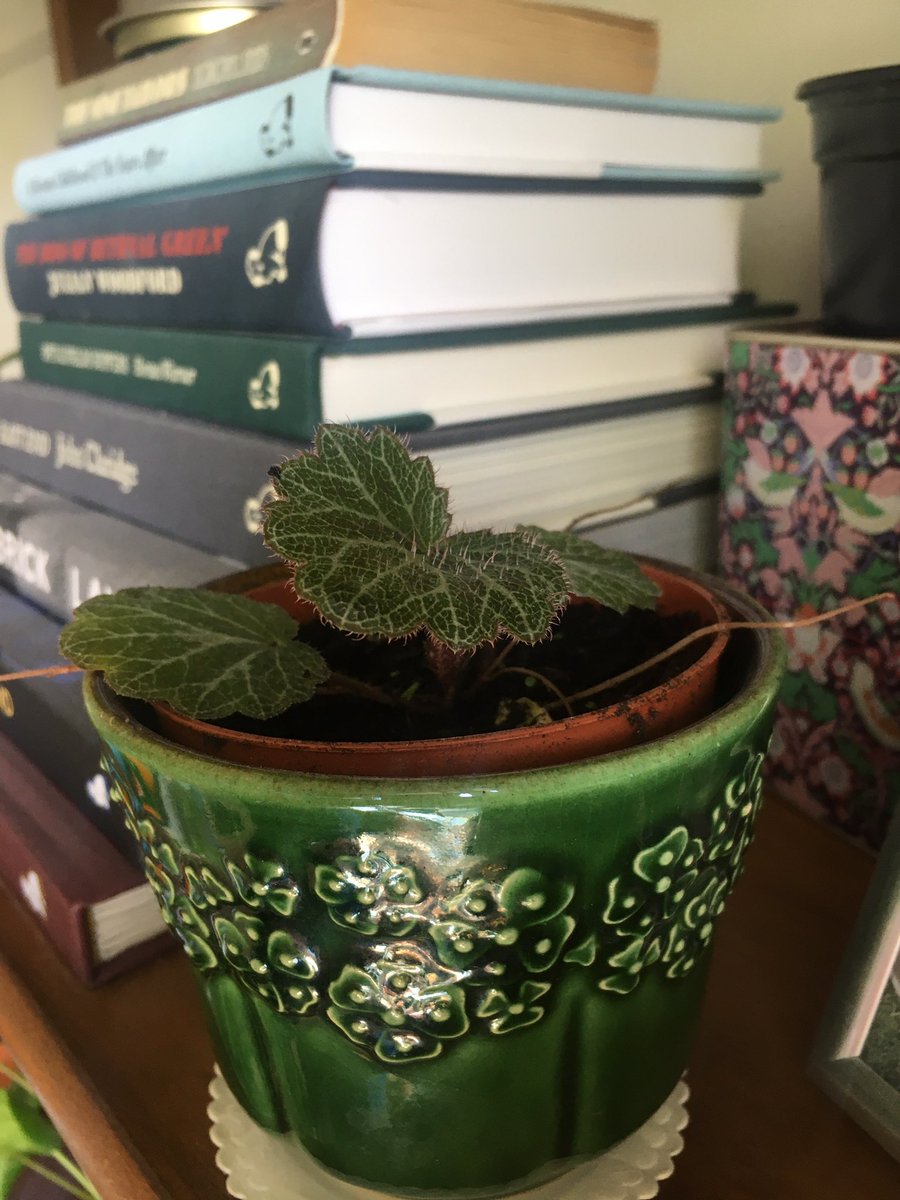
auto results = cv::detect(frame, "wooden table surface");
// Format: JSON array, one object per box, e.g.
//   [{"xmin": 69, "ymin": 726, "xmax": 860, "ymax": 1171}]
[{"xmin": 0, "ymin": 798, "xmax": 897, "ymax": 1199}]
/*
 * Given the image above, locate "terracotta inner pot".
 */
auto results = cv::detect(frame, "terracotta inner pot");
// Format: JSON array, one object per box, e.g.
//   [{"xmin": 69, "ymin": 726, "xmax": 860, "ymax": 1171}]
[{"xmin": 153, "ymin": 564, "xmax": 729, "ymax": 777}]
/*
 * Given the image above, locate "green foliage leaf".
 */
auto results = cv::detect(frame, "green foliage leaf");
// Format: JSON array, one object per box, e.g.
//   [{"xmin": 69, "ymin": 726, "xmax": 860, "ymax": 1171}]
[
  {"xmin": 847, "ymin": 559, "xmax": 900, "ymax": 600},
  {"xmin": 825, "ymin": 482, "xmax": 884, "ymax": 519},
  {"xmin": 521, "ymin": 528, "xmax": 660, "ymax": 613},
  {"xmin": 0, "ymin": 1154, "xmax": 23, "ymax": 1199},
  {"xmin": 60, "ymin": 588, "xmax": 329, "ymax": 720},
  {"xmin": 263, "ymin": 426, "xmax": 570, "ymax": 649},
  {"xmin": 760, "ymin": 470, "xmax": 800, "ymax": 494},
  {"xmin": 0, "ymin": 1087, "xmax": 62, "ymax": 1157}
]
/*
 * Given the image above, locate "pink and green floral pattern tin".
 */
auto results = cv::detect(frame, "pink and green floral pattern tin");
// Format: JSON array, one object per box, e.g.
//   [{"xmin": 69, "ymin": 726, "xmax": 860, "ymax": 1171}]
[{"xmin": 720, "ymin": 328, "xmax": 899, "ymax": 849}]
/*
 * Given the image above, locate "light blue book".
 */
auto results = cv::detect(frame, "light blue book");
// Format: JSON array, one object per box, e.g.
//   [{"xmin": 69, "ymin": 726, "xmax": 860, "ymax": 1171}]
[{"xmin": 14, "ymin": 67, "xmax": 780, "ymax": 215}]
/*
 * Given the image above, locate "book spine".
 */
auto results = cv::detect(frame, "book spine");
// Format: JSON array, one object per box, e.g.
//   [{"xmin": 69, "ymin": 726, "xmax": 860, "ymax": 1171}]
[
  {"xmin": 16, "ymin": 69, "xmax": 345, "ymax": 214},
  {"xmin": 0, "ymin": 793, "xmax": 95, "ymax": 984},
  {"xmin": 0, "ymin": 380, "xmax": 301, "ymax": 562},
  {"xmin": 0, "ymin": 472, "xmax": 244, "ymax": 619},
  {"xmin": 58, "ymin": 1, "xmax": 340, "ymax": 143},
  {"xmin": 4, "ymin": 177, "xmax": 336, "ymax": 335},
  {"xmin": 0, "ymin": 591, "xmax": 142, "ymax": 869},
  {"xmin": 20, "ymin": 321, "xmax": 326, "ymax": 444},
  {"xmin": 0, "ymin": 731, "xmax": 145, "ymax": 984}
]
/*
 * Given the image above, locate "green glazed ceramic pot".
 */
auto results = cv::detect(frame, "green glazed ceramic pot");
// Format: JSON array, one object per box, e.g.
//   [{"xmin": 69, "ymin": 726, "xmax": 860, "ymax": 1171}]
[{"xmin": 82, "ymin": 572, "xmax": 785, "ymax": 1199}]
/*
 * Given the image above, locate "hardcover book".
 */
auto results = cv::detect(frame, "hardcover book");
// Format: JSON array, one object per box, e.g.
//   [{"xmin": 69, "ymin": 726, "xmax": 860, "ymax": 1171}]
[
  {"xmin": 58, "ymin": 0, "xmax": 659, "ymax": 144},
  {"xmin": 4, "ymin": 173, "xmax": 764, "ymax": 338},
  {"xmin": 0, "ymin": 471, "xmax": 244, "ymax": 620},
  {"xmin": 0, "ymin": 378, "xmax": 723, "ymax": 563},
  {"xmin": 0, "ymin": 588, "xmax": 140, "ymax": 869},
  {"xmin": 584, "ymin": 478, "xmax": 720, "ymax": 573},
  {"xmin": 18, "ymin": 299, "xmax": 796, "ymax": 441},
  {"xmin": 719, "ymin": 325, "xmax": 900, "ymax": 849},
  {"xmin": 17, "ymin": 66, "xmax": 777, "ymax": 214},
  {"xmin": 0, "ymin": 731, "xmax": 171, "ymax": 985}
]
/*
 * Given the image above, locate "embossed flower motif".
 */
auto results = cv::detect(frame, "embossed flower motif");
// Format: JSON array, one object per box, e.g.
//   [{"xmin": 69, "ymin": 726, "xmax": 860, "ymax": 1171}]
[
  {"xmin": 314, "ymin": 849, "xmax": 426, "ymax": 936},
  {"xmin": 212, "ymin": 910, "xmax": 319, "ymax": 1016},
  {"xmin": 660, "ymin": 871, "xmax": 729, "ymax": 979},
  {"xmin": 476, "ymin": 981, "xmax": 552, "ymax": 1035},
  {"xmin": 599, "ymin": 755, "xmax": 765, "ymax": 995},
  {"xmin": 327, "ymin": 944, "xmax": 467, "ymax": 1062},
  {"xmin": 101, "ymin": 748, "xmax": 158, "ymax": 845},
  {"xmin": 226, "ymin": 854, "xmax": 300, "ymax": 917},
  {"xmin": 428, "ymin": 868, "xmax": 575, "ymax": 977},
  {"xmin": 707, "ymin": 751, "xmax": 766, "ymax": 881},
  {"xmin": 599, "ymin": 826, "xmax": 704, "ymax": 994}
]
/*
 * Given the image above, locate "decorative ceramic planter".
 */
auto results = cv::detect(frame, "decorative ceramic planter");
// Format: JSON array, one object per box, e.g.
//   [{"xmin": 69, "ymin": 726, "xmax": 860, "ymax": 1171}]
[{"xmin": 82, "ymin": 568, "xmax": 784, "ymax": 1199}]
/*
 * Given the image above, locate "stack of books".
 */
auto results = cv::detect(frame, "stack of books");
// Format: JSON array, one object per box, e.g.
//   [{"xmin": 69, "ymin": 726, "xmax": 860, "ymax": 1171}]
[{"xmin": 0, "ymin": 0, "xmax": 792, "ymax": 980}]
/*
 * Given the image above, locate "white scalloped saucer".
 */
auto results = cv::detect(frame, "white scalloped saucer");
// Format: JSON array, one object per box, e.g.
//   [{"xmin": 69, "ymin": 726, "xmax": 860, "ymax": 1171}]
[{"xmin": 208, "ymin": 1068, "xmax": 689, "ymax": 1200}]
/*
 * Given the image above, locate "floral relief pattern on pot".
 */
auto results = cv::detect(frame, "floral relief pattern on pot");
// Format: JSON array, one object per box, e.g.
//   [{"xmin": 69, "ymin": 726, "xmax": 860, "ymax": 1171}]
[{"xmin": 103, "ymin": 744, "xmax": 765, "ymax": 1063}]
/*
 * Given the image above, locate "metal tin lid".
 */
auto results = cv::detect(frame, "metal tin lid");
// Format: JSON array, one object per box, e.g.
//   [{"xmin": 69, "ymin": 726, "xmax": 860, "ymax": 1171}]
[
  {"xmin": 100, "ymin": 4, "xmax": 280, "ymax": 61},
  {"xmin": 797, "ymin": 63, "xmax": 900, "ymax": 103}
]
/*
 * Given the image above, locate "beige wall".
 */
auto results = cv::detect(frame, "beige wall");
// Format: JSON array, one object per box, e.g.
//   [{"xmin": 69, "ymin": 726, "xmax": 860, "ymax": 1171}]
[
  {"xmin": 0, "ymin": 1, "xmax": 58, "ymax": 356},
  {"xmin": 569, "ymin": 0, "xmax": 900, "ymax": 316}
]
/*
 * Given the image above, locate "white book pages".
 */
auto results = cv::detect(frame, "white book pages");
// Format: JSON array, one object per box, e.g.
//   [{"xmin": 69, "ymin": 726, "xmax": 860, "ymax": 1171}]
[
  {"xmin": 320, "ymin": 189, "xmax": 744, "ymax": 335},
  {"xmin": 329, "ymin": 82, "xmax": 765, "ymax": 177},
  {"xmin": 429, "ymin": 403, "xmax": 722, "ymax": 531},
  {"xmin": 321, "ymin": 320, "xmax": 735, "ymax": 426}
]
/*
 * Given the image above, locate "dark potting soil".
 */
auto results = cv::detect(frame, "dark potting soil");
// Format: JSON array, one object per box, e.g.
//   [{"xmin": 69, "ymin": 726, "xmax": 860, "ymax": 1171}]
[{"xmin": 215, "ymin": 602, "xmax": 708, "ymax": 743}]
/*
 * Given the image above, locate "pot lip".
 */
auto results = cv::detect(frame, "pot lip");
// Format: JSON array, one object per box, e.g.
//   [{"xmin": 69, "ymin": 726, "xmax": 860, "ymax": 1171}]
[
  {"xmin": 797, "ymin": 63, "xmax": 900, "ymax": 104},
  {"xmin": 84, "ymin": 560, "xmax": 786, "ymax": 792},
  {"xmin": 152, "ymin": 560, "xmax": 730, "ymax": 762}
]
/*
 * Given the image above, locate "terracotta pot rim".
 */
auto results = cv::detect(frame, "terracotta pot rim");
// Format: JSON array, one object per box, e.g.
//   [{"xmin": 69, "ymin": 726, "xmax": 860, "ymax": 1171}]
[
  {"xmin": 85, "ymin": 564, "xmax": 786, "ymax": 786},
  {"xmin": 153, "ymin": 562, "xmax": 729, "ymax": 764}
]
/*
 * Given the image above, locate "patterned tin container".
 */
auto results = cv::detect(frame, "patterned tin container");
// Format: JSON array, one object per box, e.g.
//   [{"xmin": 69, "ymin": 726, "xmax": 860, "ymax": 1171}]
[{"xmin": 720, "ymin": 326, "xmax": 900, "ymax": 849}]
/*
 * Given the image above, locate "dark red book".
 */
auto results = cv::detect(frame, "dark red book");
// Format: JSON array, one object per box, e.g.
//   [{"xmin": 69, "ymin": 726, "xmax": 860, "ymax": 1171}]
[{"xmin": 0, "ymin": 732, "xmax": 173, "ymax": 984}]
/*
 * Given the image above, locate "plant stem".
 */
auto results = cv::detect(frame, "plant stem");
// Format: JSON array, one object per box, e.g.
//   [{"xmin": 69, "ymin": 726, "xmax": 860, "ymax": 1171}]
[
  {"xmin": 0, "ymin": 1062, "xmax": 31, "ymax": 1091},
  {"xmin": 19, "ymin": 1157, "xmax": 96, "ymax": 1200},
  {"xmin": 471, "ymin": 638, "xmax": 517, "ymax": 689},
  {"xmin": 51, "ymin": 1150, "xmax": 101, "ymax": 1200},
  {"xmin": 0, "ymin": 665, "xmax": 83, "ymax": 684},
  {"xmin": 317, "ymin": 672, "xmax": 402, "ymax": 707},
  {"xmin": 489, "ymin": 666, "xmax": 575, "ymax": 716},
  {"xmin": 547, "ymin": 592, "xmax": 897, "ymax": 712}
]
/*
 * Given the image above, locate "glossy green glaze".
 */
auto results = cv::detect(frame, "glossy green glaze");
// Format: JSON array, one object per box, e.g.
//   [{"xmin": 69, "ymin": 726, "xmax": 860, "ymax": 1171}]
[{"xmin": 82, "ymin": 580, "xmax": 785, "ymax": 1199}]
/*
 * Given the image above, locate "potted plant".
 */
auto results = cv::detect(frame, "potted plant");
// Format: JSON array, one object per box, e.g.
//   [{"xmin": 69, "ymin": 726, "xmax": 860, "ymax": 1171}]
[{"xmin": 48, "ymin": 427, "xmax": 786, "ymax": 1197}]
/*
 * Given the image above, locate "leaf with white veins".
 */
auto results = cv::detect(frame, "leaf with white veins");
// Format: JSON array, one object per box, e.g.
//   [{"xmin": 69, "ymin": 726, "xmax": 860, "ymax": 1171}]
[
  {"xmin": 60, "ymin": 588, "xmax": 329, "ymax": 720},
  {"xmin": 263, "ymin": 426, "xmax": 569, "ymax": 649},
  {"xmin": 523, "ymin": 528, "xmax": 661, "ymax": 613}
]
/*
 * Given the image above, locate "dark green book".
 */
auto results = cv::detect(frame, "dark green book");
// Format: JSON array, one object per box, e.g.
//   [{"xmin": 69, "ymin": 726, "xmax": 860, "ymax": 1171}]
[{"xmin": 19, "ymin": 299, "xmax": 794, "ymax": 442}]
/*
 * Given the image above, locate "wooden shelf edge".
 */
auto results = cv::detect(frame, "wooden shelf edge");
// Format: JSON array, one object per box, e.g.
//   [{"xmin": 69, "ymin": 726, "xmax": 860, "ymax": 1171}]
[{"xmin": 0, "ymin": 954, "xmax": 163, "ymax": 1200}]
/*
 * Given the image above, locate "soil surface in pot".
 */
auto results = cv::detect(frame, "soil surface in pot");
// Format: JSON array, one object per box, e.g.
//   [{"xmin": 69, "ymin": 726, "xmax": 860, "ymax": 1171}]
[{"xmin": 211, "ymin": 603, "xmax": 706, "ymax": 743}]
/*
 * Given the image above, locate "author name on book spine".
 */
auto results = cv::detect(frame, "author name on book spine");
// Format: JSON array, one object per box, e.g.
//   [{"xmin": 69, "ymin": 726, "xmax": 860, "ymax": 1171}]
[{"xmin": 0, "ymin": 421, "xmax": 139, "ymax": 494}]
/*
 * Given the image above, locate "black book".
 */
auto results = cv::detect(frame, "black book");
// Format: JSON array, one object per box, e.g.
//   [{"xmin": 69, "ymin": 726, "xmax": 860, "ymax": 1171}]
[{"xmin": 5, "ymin": 172, "xmax": 761, "ymax": 338}]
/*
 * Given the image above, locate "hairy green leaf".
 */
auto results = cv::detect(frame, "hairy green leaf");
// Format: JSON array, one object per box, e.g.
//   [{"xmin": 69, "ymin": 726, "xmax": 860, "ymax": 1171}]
[
  {"xmin": 60, "ymin": 588, "xmax": 329, "ymax": 720},
  {"xmin": 523, "ymin": 528, "xmax": 660, "ymax": 613},
  {"xmin": 263, "ymin": 426, "xmax": 569, "ymax": 648}
]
